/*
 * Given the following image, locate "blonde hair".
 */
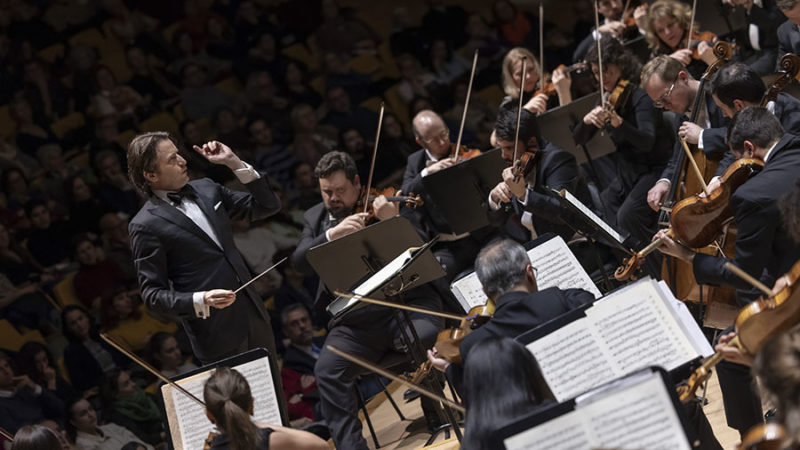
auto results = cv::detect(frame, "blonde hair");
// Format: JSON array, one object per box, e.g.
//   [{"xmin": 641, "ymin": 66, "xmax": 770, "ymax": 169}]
[
  {"xmin": 501, "ymin": 47, "xmax": 541, "ymax": 99},
  {"xmin": 640, "ymin": 54, "xmax": 690, "ymax": 88},
  {"xmin": 644, "ymin": 0, "xmax": 696, "ymax": 53},
  {"xmin": 754, "ymin": 325, "xmax": 800, "ymax": 445}
]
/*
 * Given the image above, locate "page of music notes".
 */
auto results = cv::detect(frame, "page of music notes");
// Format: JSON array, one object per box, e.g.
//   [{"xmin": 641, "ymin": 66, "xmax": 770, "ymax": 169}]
[
  {"xmin": 450, "ymin": 235, "xmax": 600, "ymax": 312},
  {"xmin": 526, "ymin": 278, "xmax": 699, "ymax": 402},
  {"xmin": 162, "ymin": 357, "xmax": 282, "ymax": 450},
  {"xmin": 503, "ymin": 372, "xmax": 690, "ymax": 450}
]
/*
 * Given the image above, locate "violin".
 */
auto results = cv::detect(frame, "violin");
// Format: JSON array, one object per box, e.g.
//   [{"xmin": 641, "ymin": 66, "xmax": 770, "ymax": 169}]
[
  {"xmin": 676, "ymin": 258, "xmax": 800, "ymax": 403},
  {"xmin": 738, "ymin": 423, "xmax": 787, "ymax": 450},
  {"xmin": 510, "ymin": 150, "xmax": 540, "ymax": 182},
  {"xmin": 203, "ymin": 431, "xmax": 219, "ymax": 450},
  {"xmin": 449, "ymin": 143, "xmax": 482, "ymax": 161},
  {"xmin": 357, "ymin": 186, "xmax": 423, "ymax": 225},
  {"xmin": 533, "ymin": 62, "xmax": 586, "ymax": 98}
]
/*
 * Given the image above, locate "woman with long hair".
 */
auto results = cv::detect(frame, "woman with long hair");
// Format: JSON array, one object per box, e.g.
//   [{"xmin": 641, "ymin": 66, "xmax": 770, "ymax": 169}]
[
  {"xmin": 499, "ymin": 47, "xmax": 571, "ymax": 115},
  {"xmin": 11, "ymin": 425, "xmax": 65, "ymax": 450},
  {"xmin": 15, "ymin": 341, "xmax": 78, "ymax": 402},
  {"xmin": 61, "ymin": 305, "xmax": 126, "ymax": 394},
  {"xmin": 203, "ymin": 367, "xmax": 327, "ymax": 450},
  {"xmin": 461, "ymin": 338, "xmax": 547, "ymax": 450},
  {"xmin": 65, "ymin": 397, "xmax": 152, "ymax": 450},
  {"xmin": 640, "ymin": 0, "xmax": 715, "ymax": 78},
  {"xmin": 100, "ymin": 369, "xmax": 164, "ymax": 446}
]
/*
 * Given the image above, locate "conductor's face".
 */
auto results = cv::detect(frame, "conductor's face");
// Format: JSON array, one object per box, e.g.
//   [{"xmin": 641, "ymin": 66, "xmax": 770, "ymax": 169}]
[
  {"xmin": 319, "ymin": 170, "xmax": 361, "ymax": 219},
  {"xmin": 147, "ymin": 140, "xmax": 189, "ymax": 192}
]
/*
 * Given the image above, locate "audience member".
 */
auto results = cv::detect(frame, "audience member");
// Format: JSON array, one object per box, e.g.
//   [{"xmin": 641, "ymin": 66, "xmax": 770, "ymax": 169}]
[
  {"xmin": 290, "ymin": 103, "xmax": 337, "ymax": 167},
  {"xmin": 250, "ymin": 118, "xmax": 295, "ymax": 191},
  {"xmin": 65, "ymin": 398, "xmax": 153, "ymax": 450},
  {"xmin": 61, "ymin": 305, "xmax": 126, "ymax": 393},
  {"xmin": 9, "ymin": 95, "xmax": 58, "ymax": 156},
  {"xmin": 280, "ymin": 303, "xmax": 324, "ymax": 422},
  {"xmin": 179, "ymin": 63, "xmax": 238, "ymax": 121},
  {"xmin": 145, "ymin": 332, "xmax": 197, "ymax": 379},
  {"xmin": 15, "ymin": 342, "xmax": 78, "ymax": 403},
  {"xmin": 94, "ymin": 151, "xmax": 140, "ymax": 218},
  {"xmin": 10, "ymin": 424, "xmax": 64, "ymax": 450},
  {"xmin": 0, "ymin": 352, "xmax": 64, "ymax": 435},
  {"xmin": 64, "ymin": 174, "xmax": 113, "ymax": 235},
  {"xmin": 231, "ymin": 218, "xmax": 299, "ymax": 274},
  {"xmin": 100, "ymin": 369, "xmax": 164, "ymax": 446},
  {"xmin": 100, "ymin": 287, "xmax": 177, "ymax": 353},
  {"xmin": 25, "ymin": 200, "xmax": 71, "ymax": 269},
  {"xmin": 71, "ymin": 234, "xmax": 129, "ymax": 311},
  {"xmin": 98, "ymin": 213, "xmax": 136, "ymax": 281}
]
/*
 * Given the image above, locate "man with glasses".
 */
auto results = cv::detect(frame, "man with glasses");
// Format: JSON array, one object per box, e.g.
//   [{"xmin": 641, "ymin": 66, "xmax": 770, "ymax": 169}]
[
  {"xmin": 640, "ymin": 55, "xmax": 729, "ymax": 211},
  {"xmin": 402, "ymin": 110, "xmax": 487, "ymax": 285}
]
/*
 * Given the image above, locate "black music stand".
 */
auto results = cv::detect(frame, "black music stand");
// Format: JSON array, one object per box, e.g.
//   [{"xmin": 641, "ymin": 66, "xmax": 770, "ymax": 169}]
[
  {"xmin": 305, "ymin": 217, "xmax": 462, "ymax": 442},
  {"xmin": 421, "ymin": 148, "xmax": 505, "ymax": 235}
]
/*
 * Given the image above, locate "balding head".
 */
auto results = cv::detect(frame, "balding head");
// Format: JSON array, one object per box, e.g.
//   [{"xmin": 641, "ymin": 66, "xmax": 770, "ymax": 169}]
[{"xmin": 412, "ymin": 110, "xmax": 451, "ymax": 158}]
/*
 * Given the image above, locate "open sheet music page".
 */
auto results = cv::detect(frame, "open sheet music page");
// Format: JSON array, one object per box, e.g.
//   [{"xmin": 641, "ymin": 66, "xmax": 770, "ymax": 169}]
[
  {"xmin": 558, "ymin": 189, "xmax": 625, "ymax": 244},
  {"xmin": 658, "ymin": 280, "xmax": 714, "ymax": 357},
  {"xmin": 450, "ymin": 235, "xmax": 600, "ymax": 312},
  {"xmin": 525, "ymin": 278, "xmax": 702, "ymax": 402},
  {"xmin": 162, "ymin": 357, "xmax": 282, "ymax": 450},
  {"xmin": 503, "ymin": 370, "xmax": 691, "ymax": 450}
]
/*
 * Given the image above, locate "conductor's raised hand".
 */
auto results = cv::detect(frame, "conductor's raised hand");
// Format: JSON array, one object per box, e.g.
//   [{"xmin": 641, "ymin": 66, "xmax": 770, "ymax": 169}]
[
  {"xmin": 204, "ymin": 289, "xmax": 236, "ymax": 309},
  {"xmin": 328, "ymin": 212, "xmax": 369, "ymax": 240},
  {"xmin": 193, "ymin": 141, "xmax": 244, "ymax": 169}
]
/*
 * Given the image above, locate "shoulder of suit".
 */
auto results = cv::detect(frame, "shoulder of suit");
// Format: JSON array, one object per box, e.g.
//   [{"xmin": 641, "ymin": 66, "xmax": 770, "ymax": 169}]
[
  {"xmin": 541, "ymin": 144, "xmax": 575, "ymax": 165},
  {"xmin": 304, "ymin": 202, "xmax": 327, "ymax": 222}
]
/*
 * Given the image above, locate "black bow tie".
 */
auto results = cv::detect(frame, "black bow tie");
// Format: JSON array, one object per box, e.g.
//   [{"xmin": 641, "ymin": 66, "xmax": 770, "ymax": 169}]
[{"xmin": 166, "ymin": 185, "xmax": 195, "ymax": 205}]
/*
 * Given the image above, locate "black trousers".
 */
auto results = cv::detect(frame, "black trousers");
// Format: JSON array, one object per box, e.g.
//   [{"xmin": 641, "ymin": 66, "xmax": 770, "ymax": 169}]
[
  {"xmin": 315, "ymin": 285, "xmax": 443, "ymax": 450},
  {"xmin": 714, "ymin": 326, "xmax": 764, "ymax": 436}
]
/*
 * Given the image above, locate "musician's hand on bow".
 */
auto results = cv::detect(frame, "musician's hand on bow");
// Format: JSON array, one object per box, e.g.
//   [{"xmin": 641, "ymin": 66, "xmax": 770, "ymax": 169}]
[
  {"xmin": 647, "ymin": 180, "xmax": 670, "ymax": 211},
  {"xmin": 552, "ymin": 68, "xmax": 571, "ymax": 103},
  {"xmin": 634, "ymin": 4, "xmax": 648, "ymax": 29},
  {"xmin": 426, "ymin": 157, "xmax": 455, "ymax": 175},
  {"xmin": 654, "ymin": 228, "xmax": 695, "ymax": 262},
  {"xmin": 204, "ymin": 289, "xmax": 236, "ymax": 309},
  {"xmin": 697, "ymin": 41, "xmax": 717, "ymax": 65},
  {"xmin": 679, "ymin": 122, "xmax": 703, "ymax": 145},
  {"xmin": 502, "ymin": 167, "xmax": 526, "ymax": 198},
  {"xmin": 715, "ymin": 332, "xmax": 754, "ymax": 366},
  {"xmin": 604, "ymin": 102, "xmax": 623, "ymax": 128},
  {"xmin": 490, "ymin": 182, "xmax": 513, "ymax": 207},
  {"xmin": 583, "ymin": 106, "xmax": 606, "ymax": 129},
  {"xmin": 372, "ymin": 194, "xmax": 399, "ymax": 221},
  {"xmin": 193, "ymin": 141, "xmax": 244, "ymax": 169},
  {"xmin": 524, "ymin": 93, "xmax": 549, "ymax": 114},
  {"xmin": 597, "ymin": 20, "xmax": 625, "ymax": 37},
  {"xmin": 700, "ymin": 177, "xmax": 721, "ymax": 198},
  {"xmin": 328, "ymin": 212, "xmax": 369, "ymax": 240},
  {"xmin": 669, "ymin": 49, "xmax": 692, "ymax": 66},
  {"xmin": 427, "ymin": 348, "xmax": 450, "ymax": 372}
]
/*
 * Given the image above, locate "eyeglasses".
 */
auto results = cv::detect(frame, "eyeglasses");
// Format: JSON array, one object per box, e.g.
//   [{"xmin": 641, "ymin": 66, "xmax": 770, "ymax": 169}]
[
  {"xmin": 422, "ymin": 128, "xmax": 450, "ymax": 146},
  {"xmin": 653, "ymin": 75, "xmax": 679, "ymax": 108}
]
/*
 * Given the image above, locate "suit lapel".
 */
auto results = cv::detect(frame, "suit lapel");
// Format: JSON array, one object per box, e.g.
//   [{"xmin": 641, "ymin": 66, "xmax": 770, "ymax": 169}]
[{"xmin": 148, "ymin": 196, "xmax": 222, "ymax": 250}]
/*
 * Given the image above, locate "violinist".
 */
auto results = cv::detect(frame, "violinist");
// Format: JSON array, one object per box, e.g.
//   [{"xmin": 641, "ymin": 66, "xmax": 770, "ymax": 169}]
[
  {"xmin": 656, "ymin": 107, "xmax": 800, "ymax": 438},
  {"xmin": 640, "ymin": 0, "xmax": 715, "ymax": 79},
  {"xmin": 487, "ymin": 106, "xmax": 588, "ymax": 243},
  {"xmin": 572, "ymin": 34, "xmax": 672, "ymax": 265},
  {"xmin": 778, "ymin": 0, "xmax": 800, "ymax": 65},
  {"xmin": 498, "ymin": 47, "xmax": 571, "ymax": 118},
  {"xmin": 425, "ymin": 239, "xmax": 594, "ymax": 396},
  {"xmin": 641, "ymin": 56, "xmax": 729, "ymax": 212},
  {"xmin": 723, "ymin": 0, "xmax": 783, "ymax": 75},
  {"xmin": 402, "ymin": 110, "xmax": 487, "ymax": 283},
  {"xmin": 572, "ymin": 0, "xmax": 645, "ymax": 62},
  {"xmin": 290, "ymin": 151, "xmax": 446, "ymax": 450}
]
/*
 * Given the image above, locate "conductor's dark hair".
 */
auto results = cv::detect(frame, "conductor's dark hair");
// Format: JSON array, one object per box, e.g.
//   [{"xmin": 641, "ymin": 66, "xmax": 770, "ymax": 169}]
[
  {"xmin": 127, "ymin": 131, "xmax": 179, "ymax": 196},
  {"xmin": 780, "ymin": 178, "xmax": 800, "ymax": 244},
  {"xmin": 584, "ymin": 33, "xmax": 642, "ymax": 83},
  {"xmin": 313, "ymin": 150, "xmax": 358, "ymax": 182},
  {"xmin": 727, "ymin": 106, "xmax": 783, "ymax": 153},
  {"xmin": 204, "ymin": 367, "xmax": 262, "ymax": 450},
  {"xmin": 475, "ymin": 239, "xmax": 532, "ymax": 300},
  {"xmin": 462, "ymin": 338, "xmax": 541, "ymax": 450},
  {"xmin": 709, "ymin": 63, "xmax": 765, "ymax": 108},
  {"xmin": 11, "ymin": 425, "xmax": 63, "ymax": 450},
  {"xmin": 494, "ymin": 106, "xmax": 539, "ymax": 145}
]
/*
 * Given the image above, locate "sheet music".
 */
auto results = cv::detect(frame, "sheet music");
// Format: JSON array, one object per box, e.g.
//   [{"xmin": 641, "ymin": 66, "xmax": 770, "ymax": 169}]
[
  {"xmin": 503, "ymin": 372, "xmax": 690, "ymax": 450},
  {"xmin": 162, "ymin": 357, "xmax": 281, "ymax": 450},
  {"xmin": 526, "ymin": 278, "xmax": 700, "ymax": 402},
  {"xmin": 327, "ymin": 248, "xmax": 413, "ymax": 316},
  {"xmin": 450, "ymin": 235, "xmax": 600, "ymax": 312},
  {"xmin": 658, "ymin": 280, "xmax": 715, "ymax": 357},
  {"xmin": 559, "ymin": 189, "xmax": 625, "ymax": 244}
]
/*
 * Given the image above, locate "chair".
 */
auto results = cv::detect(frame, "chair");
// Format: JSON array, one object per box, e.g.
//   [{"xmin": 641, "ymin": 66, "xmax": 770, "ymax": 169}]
[
  {"xmin": 0, "ymin": 319, "xmax": 45, "ymax": 352},
  {"xmin": 355, "ymin": 352, "xmax": 409, "ymax": 448},
  {"xmin": 282, "ymin": 42, "xmax": 319, "ymax": 71},
  {"xmin": 69, "ymin": 28, "xmax": 120, "ymax": 58},
  {"xmin": 215, "ymin": 77, "xmax": 244, "ymax": 96},
  {"xmin": 139, "ymin": 112, "xmax": 181, "ymax": 137},
  {"xmin": 53, "ymin": 272, "xmax": 80, "ymax": 309},
  {"xmin": 38, "ymin": 43, "xmax": 65, "ymax": 64},
  {"xmin": 116, "ymin": 129, "xmax": 137, "ymax": 148},
  {"xmin": 50, "ymin": 112, "xmax": 85, "ymax": 139}
]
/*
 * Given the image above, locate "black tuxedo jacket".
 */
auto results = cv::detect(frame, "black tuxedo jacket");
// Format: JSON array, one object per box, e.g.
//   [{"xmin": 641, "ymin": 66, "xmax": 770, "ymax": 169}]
[
  {"xmin": 778, "ymin": 20, "xmax": 800, "ymax": 68},
  {"xmin": 693, "ymin": 133, "xmax": 800, "ymax": 305},
  {"xmin": 744, "ymin": 0, "xmax": 783, "ymax": 52},
  {"xmin": 445, "ymin": 287, "xmax": 594, "ymax": 395},
  {"xmin": 129, "ymin": 177, "xmax": 280, "ymax": 362},
  {"xmin": 660, "ymin": 91, "xmax": 729, "ymax": 182},
  {"xmin": 712, "ymin": 93, "xmax": 800, "ymax": 175},
  {"xmin": 401, "ymin": 148, "xmax": 455, "ymax": 235}
]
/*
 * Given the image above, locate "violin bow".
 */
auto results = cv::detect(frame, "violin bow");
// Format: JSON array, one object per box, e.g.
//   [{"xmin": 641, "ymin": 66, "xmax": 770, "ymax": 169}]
[
  {"xmin": 724, "ymin": 262, "xmax": 774, "ymax": 296},
  {"xmin": 686, "ymin": 0, "xmax": 698, "ymax": 52},
  {"xmin": 334, "ymin": 291, "xmax": 467, "ymax": 321},
  {"xmin": 327, "ymin": 345, "xmax": 466, "ymax": 414},
  {"xmin": 594, "ymin": 0, "xmax": 606, "ymax": 109},
  {"xmin": 100, "ymin": 332, "xmax": 206, "ymax": 408},
  {"xmin": 453, "ymin": 50, "xmax": 479, "ymax": 162},
  {"xmin": 513, "ymin": 56, "xmax": 526, "ymax": 165},
  {"xmin": 0, "ymin": 427, "xmax": 12, "ymax": 442},
  {"xmin": 361, "ymin": 102, "xmax": 385, "ymax": 214},
  {"xmin": 539, "ymin": 2, "xmax": 545, "ymax": 90}
]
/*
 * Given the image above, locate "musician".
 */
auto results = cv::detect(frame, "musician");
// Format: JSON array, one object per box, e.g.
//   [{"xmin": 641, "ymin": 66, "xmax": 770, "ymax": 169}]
[
  {"xmin": 723, "ymin": 0, "xmax": 783, "ymax": 75},
  {"xmin": 290, "ymin": 151, "xmax": 444, "ymax": 450},
  {"xmin": 640, "ymin": 0, "xmax": 715, "ymax": 79},
  {"xmin": 426, "ymin": 239, "xmax": 594, "ymax": 395},
  {"xmin": 640, "ymin": 55, "xmax": 728, "ymax": 212},
  {"xmin": 498, "ymin": 47, "xmax": 571, "ymax": 118},
  {"xmin": 573, "ymin": 34, "xmax": 671, "ymax": 256},
  {"xmin": 402, "ymin": 110, "xmax": 487, "ymax": 282},
  {"xmin": 777, "ymin": 0, "xmax": 800, "ymax": 63},
  {"xmin": 572, "ymin": 0, "xmax": 645, "ymax": 62},
  {"xmin": 127, "ymin": 134, "xmax": 281, "ymax": 365},
  {"xmin": 488, "ymin": 106, "xmax": 586, "ymax": 243},
  {"xmin": 656, "ymin": 107, "xmax": 800, "ymax": 437}
]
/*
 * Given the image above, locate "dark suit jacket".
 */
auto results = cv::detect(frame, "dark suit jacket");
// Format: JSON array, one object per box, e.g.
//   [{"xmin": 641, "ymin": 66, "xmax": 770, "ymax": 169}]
[
  {"xmin": 693, "ymin": 133, "xmax": 800, "ymax": 305},
  {"xmin": 744, "ymin": 0, "xmax": 783, "ymax": 53},
  {"xmin": 660, "ymin": 91, "xmax": 729, "ymax": 183},
  {"xmin": 712, "ymin": 92, "xmax": 800, "ymax": 175},
  {"xmin": 129, "ymin": 177, "xmax": 280, "ymax": 362},
  {"xmin": 445, "ymin": 287, "xmax": 594, "ymax": 395},
  {"xmin": 778, "ymin": 19, "xmax": 800, "ymax": 68},
  {"xmin": 401, "ymin": 148, "xmax": 457, "ymax": 235}
]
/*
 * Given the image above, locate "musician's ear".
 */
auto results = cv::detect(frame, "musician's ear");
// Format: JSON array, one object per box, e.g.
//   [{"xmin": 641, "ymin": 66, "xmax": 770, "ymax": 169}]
[
  {"xmin": 742, "ymin": 140, "xmax": 755, "ymax": 158},
  {"xmin": 732, "ymin": 99, "xmax": 746, "ymax": 112},
  {"xmin": 144, "ymin": 170, "xmax": 157, "ymax": 182}
]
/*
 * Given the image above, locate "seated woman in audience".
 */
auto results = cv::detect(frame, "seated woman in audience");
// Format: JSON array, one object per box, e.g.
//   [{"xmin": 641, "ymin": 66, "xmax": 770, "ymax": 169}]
[
  {"xmin": 11, "ymin": 424, "xmax": 65, "ymax": 450},
  {"xmin": 752, "ymin": 325, "xmax": 800, "ymax": 447},
  {"xmin": 203, "ymin": 367, "xmax": 327, "ymax": 450},
  {"xmin": 63, "ymin": 174, "xmax": 112, "ymax": 235},
  {"xmin": 72, "ymin": 234, "xmax": 130, "ymax": 312},
  {"xmin": 146, "ymin": 332, "xmax": 197, "ymax": 379},
  {"xmin": 65, "ymin": 398, "xmax": 153, "ymax": 450},
  {"xmin": 100, "ymin": 369, "xmax": 164, "ymax": 446},
  {"xmin": 61, "ymin": 305, "xmax": 127, "ymax": 394},
  {"xmin": 16, "ymin": 341, "xmax": 78, "ymax": 403},
  {"xmin": 90, "ymin": 65, "xmax": 148, "ymax": 126},
  {"xmin": 100, "ymin": 287, "xmax": 177, "ymax": 353}
]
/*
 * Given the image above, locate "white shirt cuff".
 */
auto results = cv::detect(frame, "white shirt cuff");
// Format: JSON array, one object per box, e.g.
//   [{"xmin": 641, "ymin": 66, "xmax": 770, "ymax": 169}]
[
  {"xmin": 518, "ymin": 189, "xmax": 530, "ymax": 206},
  {"xmin": 488, "ymin": 193, "xmax": 500, "ymax": 211},
  {"xmin": 658, "ymin": 178, "xmax": 671, "ymax": 187},
  {"xmin": 233, "ymin": 162, "xmax": 260, "ymax": 184},
  {"xmin": 324, "ymin": 229, "xmax": 333, "ymax": 241},
  {"xmin": 32, "ymin": 384, "xmax": 42, "ymax": 396},
  {"xmin": 698, "ymin": 130, "xmax": 705, "ymax": 150},
  {"xmin": 193, "ymin": 292, "xmax": 210, "ymax": 319},
  {"xmin": 421, "ymin": 167, "xmax": 430, "ymax": 178}
]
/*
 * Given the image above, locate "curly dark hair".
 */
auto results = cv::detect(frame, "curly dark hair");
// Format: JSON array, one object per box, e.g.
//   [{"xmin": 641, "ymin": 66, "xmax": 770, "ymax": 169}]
[{"xmin": 584, "ymin": 33, "xmax": 642, "ymax": 84}]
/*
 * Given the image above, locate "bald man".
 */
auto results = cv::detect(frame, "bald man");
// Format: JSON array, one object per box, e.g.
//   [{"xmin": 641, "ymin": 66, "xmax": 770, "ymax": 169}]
[{"xmin": 402, "ymin": 110, "xmax": 487, "ymax": 285}]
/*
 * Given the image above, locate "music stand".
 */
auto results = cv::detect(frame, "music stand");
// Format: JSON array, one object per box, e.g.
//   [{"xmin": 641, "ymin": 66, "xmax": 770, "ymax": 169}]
[{"xmin": 421, "ymin": 148, "xmax": 506, "ymax": 235}]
